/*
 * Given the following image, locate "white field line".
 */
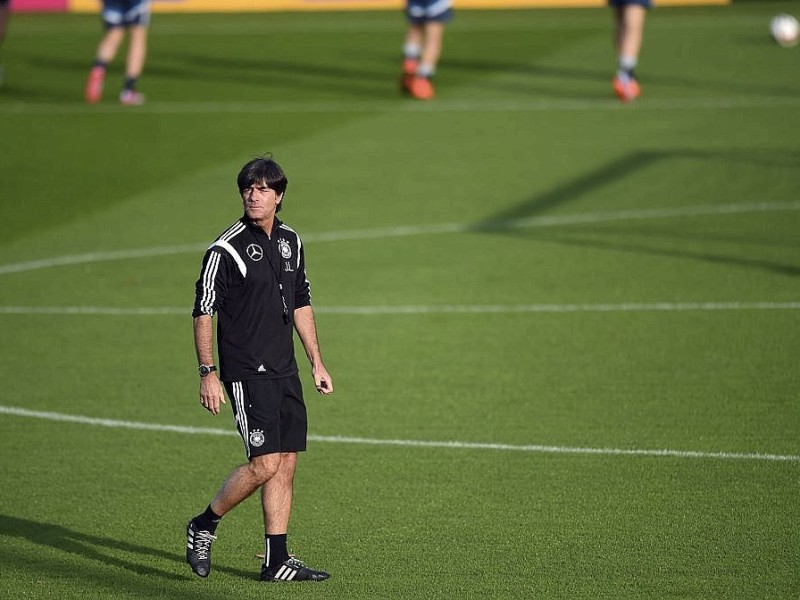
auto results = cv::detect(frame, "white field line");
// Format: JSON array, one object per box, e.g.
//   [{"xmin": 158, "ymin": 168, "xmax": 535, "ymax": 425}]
[
  {"xmin": 1, "ymin": 406, "xmax": 796, "ymax": 463},
  {"xmin": 2, "ymin": 97, "xmax": 799, "ymax": 116},
  {"xmin": 0, "ymin": 302, "xmax": 799, "ymax": 317},
  {"xmin": 308, "ymin": 301, "xmax": 800, "ymax": 315},
  {"xmin": 0, "ymin": 243, "xmax": 208, "ymax": 276},
  {"xmin": 1, "ymin": 201, "xmax": 798, "ymax": 277}
]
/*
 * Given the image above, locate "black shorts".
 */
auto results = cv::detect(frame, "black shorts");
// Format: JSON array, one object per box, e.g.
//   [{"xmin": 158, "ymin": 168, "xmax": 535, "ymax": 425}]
[
  {"xmin": 224, "ymin": 375, "xmax": 307, "ymax": 459},
  {"xmin": 609, "ymin": 0, "xmax": 652, "ymax": 7}
]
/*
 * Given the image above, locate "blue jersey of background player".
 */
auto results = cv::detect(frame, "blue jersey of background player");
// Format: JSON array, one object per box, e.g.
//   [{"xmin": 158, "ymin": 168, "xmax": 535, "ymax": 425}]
[
  {"xmin": 609, "ymin": 0, "xmax": 652, "ymax": 102},
  {"xmin": 400, "ymin": 0, "xmax": 453, "ymax": 100}
]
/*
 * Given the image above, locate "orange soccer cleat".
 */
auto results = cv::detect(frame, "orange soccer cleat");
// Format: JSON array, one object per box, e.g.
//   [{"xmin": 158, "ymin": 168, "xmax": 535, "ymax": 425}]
[
  {"xmin": 407, "ymin": 75, "xmax": 435, "ymax": 100},
  {"xmin": 613, "ymin": 75, "xmax": 641, "ymax": 103}
]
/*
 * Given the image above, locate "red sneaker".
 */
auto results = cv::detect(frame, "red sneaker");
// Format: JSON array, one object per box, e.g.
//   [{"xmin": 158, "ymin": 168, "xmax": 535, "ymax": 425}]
[
  {"xmin": 85, "ymin": 66, "xmax": 105, "ymax": 104},
  {"xmin": 402, "ymin": 57, "xmax": 418, "ymax": 76},
  {"xmin": 613, "ymin": 75, "xmax": 641, "ymax": 102},
  {"xmin": 408, "ymin": 76, "xmax": 435, "ymax": 100},
  {"xmin": 400, "ymin": 58, "xmax": 419, "ymax": 93}
]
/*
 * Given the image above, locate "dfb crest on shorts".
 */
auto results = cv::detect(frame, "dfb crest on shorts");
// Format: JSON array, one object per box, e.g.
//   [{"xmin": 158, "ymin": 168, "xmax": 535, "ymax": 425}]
[
  {"xmin": 249, "ymin": 429, "xmax": 265, "ymax": 447},
  {"xmin": 278, "ymin": 238, "xmax": 292, "ymax": 259}
]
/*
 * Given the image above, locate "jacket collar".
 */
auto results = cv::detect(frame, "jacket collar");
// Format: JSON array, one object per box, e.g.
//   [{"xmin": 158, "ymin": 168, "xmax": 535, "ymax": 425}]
[{"xmin": 242, "ymin": 214, "xmax": 282, "ymax": 238}]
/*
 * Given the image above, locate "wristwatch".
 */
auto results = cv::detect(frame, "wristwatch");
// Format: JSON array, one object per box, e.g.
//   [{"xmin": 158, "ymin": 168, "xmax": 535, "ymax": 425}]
[{"xmin": 198, "ymin": 364, "xmax": 217, "ymax": 377}]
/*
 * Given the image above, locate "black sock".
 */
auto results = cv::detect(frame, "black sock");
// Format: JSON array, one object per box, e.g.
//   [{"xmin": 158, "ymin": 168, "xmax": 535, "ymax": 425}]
[
  {"xmin": 123, "ymin": 76, "xmax": 137, "ymax": 92},
  {"xmin": 193, "ymin": 505, "xmax": 221, "ymax": 534},
  {"xmin": 264, "ymin": 533, "xmax": 289, "ymax": 568},
  {"xmin": 92, "ymin": 60, "xmax": 107, "ymax": 70}
]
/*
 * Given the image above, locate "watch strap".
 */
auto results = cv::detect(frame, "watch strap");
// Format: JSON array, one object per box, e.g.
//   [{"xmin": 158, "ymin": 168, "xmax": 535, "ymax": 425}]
[{"xmin": 198, "ymin": 364, "xmax": 217, "ymax": 377}]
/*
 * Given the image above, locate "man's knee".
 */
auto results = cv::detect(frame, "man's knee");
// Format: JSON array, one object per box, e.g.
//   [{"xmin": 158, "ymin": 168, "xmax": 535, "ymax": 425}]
[
  {"xmin": 279, "ymin": 452, "xmax": 297, "ymax": 473},
  {"xmin": 247, "ymin": 454, "xmax": 281, "ymax": 483}
]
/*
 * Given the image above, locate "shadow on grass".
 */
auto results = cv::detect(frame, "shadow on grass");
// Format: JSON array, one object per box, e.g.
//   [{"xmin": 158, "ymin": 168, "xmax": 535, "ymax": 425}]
[
  {"xmin": 21, "ymin": 51, "xmax": 395, "ymax": 101},
  {"xmin": 0, "ymin": 514, "xmax": 254, "ymax": 584},
  {"xmin": 472, "ymin": 149, "xmax": 800, "ymax": 277},
  {"xmin": 446, "ymin": 57, "xmax": 609, "ymax": 83},
  {"xmin": 444, "ymin": 57, "xmax": 800, "ymax": 97},
  {"xmin": 535, "ymin": 232, "xmax": 800, "ymax": 277},
  {"xmin": 474, "ymin": 151, "xmax": 662, "ymax": 228},
  {"xmin": 143, "ymin": 51, "xmax": 395, "ymax": 100}
]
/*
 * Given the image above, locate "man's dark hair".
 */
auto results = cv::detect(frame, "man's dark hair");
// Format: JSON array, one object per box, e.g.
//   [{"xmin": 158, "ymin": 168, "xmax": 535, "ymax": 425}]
[{"xmin": 237, "ymin": 156, "xmax": 289, "ymax": 212}]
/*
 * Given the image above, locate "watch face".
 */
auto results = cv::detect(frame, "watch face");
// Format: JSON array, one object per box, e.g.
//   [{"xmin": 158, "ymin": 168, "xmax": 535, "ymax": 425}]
[{"xmin": 199, "ymin": 365, "xmax": 212, "ymax": 376}]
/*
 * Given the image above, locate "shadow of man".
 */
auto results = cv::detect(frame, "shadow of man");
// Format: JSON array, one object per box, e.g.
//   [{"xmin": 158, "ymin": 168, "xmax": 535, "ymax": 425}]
[{"xmin": 0, "ymin": 514, "xmax": 253, "ymax": 583}]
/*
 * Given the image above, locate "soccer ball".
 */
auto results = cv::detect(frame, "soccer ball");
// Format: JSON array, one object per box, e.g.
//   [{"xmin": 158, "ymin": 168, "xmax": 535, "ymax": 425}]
[{"xmin": 770, "ymin": 14, "xmax": 799, "ymax": 48}]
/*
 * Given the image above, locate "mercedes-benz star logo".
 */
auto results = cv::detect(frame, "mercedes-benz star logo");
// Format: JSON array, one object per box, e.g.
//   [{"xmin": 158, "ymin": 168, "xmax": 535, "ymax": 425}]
[{"xmin": 246, "ymin": 244, "xmax": 264, "ymax": 261}]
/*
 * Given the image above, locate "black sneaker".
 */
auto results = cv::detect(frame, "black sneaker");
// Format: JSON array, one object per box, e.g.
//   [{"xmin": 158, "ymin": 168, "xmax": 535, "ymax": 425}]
[
  {"xmin": 186, "ymin": 520, "xmax": 216, "ymax": 577},
  {"xmin": 260, "ymin": 557, "xmax": 330, "ymax": 582}
]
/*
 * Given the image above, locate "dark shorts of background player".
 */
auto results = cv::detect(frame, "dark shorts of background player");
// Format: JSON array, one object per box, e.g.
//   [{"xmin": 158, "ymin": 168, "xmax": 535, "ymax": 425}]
[
  {"xmin": 102, "ymin": 0, "xmax": 152, "ymax": 29},
  {"xmin": 406, "ymin": 0, "xmax": 453, "ymax": 25},
  {"xmin": 608, "ymin": 0, "xmax": 652, "ymax": 8},
  {"xmin": 224, "ymin": 375, "xmax": 308, "ymax": 459}
]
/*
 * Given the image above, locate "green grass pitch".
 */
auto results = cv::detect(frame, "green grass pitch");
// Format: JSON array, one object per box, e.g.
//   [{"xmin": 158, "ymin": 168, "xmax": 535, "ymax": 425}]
[{"xmin": 0, "ymin": 1, "xmax": 798, "ymax": 599}]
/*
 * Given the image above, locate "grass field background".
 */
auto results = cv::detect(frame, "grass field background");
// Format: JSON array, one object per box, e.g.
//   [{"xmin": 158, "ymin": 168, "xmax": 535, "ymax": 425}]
[{"xmin": 1, "ymin": 1, "xmax": 799, "ymax": 599}]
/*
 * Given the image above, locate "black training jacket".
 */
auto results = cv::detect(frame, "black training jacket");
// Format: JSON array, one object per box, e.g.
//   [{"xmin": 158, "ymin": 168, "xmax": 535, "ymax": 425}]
[{"xmin": 192, "ymin": 216, "xmax": 312, "ymax": 382}]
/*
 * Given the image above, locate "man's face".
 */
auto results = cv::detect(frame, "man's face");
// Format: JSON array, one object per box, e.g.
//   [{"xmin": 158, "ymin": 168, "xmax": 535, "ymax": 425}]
[{"xmin": 241, "ymin": 181, "xmax": 281, "ymax": 223}]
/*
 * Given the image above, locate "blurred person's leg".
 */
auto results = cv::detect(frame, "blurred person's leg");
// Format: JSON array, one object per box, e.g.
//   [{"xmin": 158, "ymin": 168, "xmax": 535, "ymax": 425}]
[
  {"xmin": 120, "ymin": 24, "xmax": 147, "ymax": 105},
  {"xmin": 85, "ymin": 26, "xmax": 125, "ymax": 103},
  {"xmin": 418, "ymin": 20, "xmax": 443, "ymax": 78},
  {"xmin": 0, "ymin": 0, "xmax": 9, "ymax": 49},
  {"xmin": 402, "ymin": 22, "xmax": 423, "ymax": 89},
  {"xmin": 402, "ymin": 0, "xmax": 450, "ymax": 100},
  {"xmin": 406, "ymin": 20, "xmax": 442, "ymax": 100},
  {"xmin": 616, "ymin": 4, "xmax": 645, "ymax": 72},
  {"xmin": 612, "ymin": 2, "xmax": 646, "ymax": 102},
  {"xmin": 0, "ymin": 0, "xmax": 9, "ymax": 87},
  {"xmin": 95, "ymin": 26, "xmax": 126, "ymax": 64}
]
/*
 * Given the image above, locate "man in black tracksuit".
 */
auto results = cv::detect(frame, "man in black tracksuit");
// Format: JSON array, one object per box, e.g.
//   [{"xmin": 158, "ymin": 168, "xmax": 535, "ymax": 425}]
[
  {"xmin": 186, "ymin": 156, "xmax": 333, "ymax": 583},
  {"xmin": 195, "ymin": 213, "xmax": 309, "ymax": 382}
]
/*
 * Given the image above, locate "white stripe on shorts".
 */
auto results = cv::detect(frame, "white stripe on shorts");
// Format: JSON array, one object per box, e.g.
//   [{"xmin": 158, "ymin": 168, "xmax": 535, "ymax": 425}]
[{"xmin": 231, "ymin": 381, "xmax": 249, "ymax": 458}]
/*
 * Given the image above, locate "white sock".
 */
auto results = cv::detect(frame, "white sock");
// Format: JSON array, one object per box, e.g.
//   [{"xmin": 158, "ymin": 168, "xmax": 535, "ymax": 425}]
[
  {"xmin": 403, "ymin": 43, "xmax": 421, "ymax": 59},
  {"xmin": 618, "ymin": 55, "xmax": 637, "ymax": 74},
  {"xmin": 417, "ymin": 63, "xmax": 435, "ymax": 78}
]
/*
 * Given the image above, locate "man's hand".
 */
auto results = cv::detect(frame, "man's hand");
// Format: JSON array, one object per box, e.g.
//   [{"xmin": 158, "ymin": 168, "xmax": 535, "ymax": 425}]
[
  {"xmin": 199, "ymin": 373, "xmax": 226, "ymax": 414},
  {"xmin": 313, "ymin": 365, "xmax": 334, "ymax": 395}
]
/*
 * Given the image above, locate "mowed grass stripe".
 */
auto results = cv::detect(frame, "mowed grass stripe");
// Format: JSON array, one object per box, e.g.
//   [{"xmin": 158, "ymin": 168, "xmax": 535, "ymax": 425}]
[
  {"xmin": 2, "ymin": 97, "xmax": 800, "ymax": 115},
  {"xmin": 1, "ymin": 405, "xmax": 797, "ymax": 463},
  {"xmin": 1, "ymin": 201, "xmax": 797, "ymax": 276},
  {"xmin": 0, "ymin": 302, "xmax": 799, "ymax": 316}
]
